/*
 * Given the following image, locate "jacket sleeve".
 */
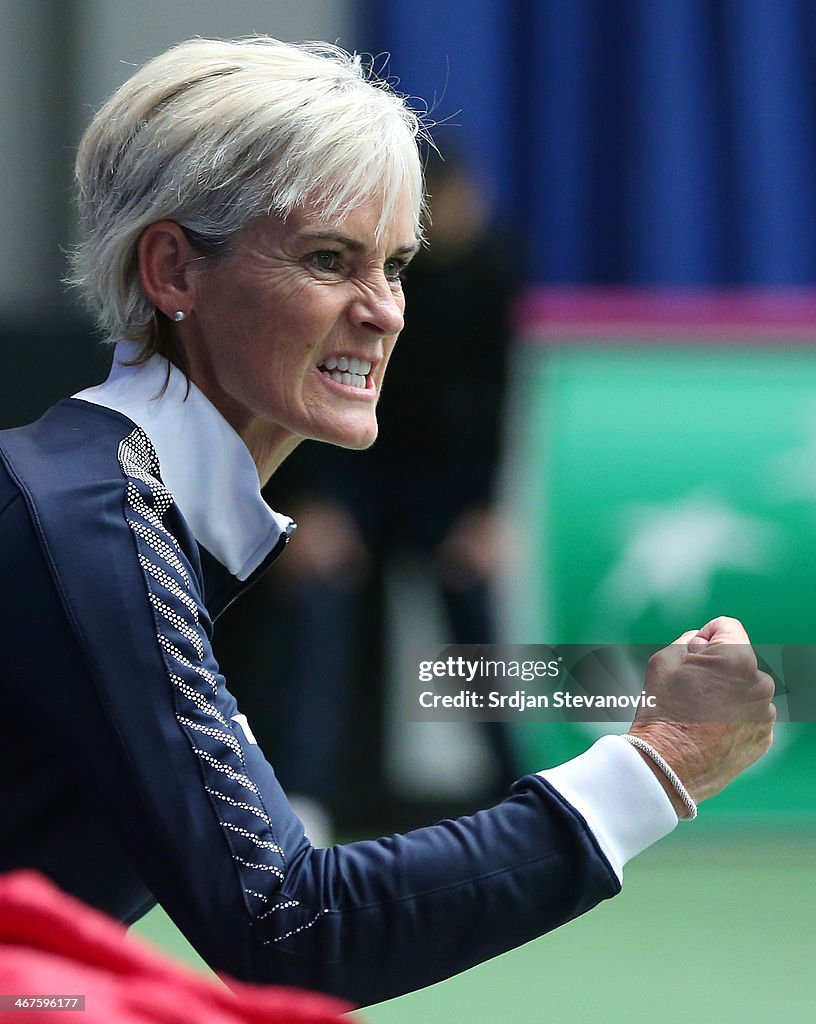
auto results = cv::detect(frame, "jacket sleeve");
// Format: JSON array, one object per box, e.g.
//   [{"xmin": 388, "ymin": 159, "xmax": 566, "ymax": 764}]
[{"xmin": 1, "ymin": 422, "xmax": 622, "ymax": 1006}]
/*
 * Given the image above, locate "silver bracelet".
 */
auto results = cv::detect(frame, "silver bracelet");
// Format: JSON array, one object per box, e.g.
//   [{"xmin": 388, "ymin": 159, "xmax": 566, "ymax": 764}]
[{"xmin": 623, "ymin": 734, "xmax": 698, "ymax": 821}]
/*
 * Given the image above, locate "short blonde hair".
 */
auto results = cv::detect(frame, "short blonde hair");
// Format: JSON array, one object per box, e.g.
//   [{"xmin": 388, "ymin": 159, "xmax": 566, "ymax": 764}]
[{"xmin": 70, "ymin": 37, "xmax": 428, "ymax": 355}]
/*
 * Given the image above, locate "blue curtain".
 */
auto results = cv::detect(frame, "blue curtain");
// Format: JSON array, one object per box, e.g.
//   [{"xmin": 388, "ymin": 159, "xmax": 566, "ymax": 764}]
[{"xmin": 361, "ymin": 0, "xmax": 816, "ymax": 285}]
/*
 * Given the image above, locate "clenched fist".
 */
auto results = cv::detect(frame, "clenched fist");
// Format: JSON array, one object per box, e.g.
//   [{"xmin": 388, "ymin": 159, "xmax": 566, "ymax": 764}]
[{"xmin": 628, "ymin": 616, "xmax": 776, "ymax": 811}]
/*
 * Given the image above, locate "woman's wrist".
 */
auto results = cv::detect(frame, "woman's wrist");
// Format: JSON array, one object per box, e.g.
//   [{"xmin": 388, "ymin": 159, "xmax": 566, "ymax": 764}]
[{"xmin": 623, "ymin": 734, "xmax": 698, "ymax": 820}]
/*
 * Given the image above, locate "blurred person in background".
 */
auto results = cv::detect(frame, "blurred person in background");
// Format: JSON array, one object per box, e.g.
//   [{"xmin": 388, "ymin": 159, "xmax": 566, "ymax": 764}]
[{"xmin": 0, "ymin": 35, "xmax": 775, "ymax": 1008}]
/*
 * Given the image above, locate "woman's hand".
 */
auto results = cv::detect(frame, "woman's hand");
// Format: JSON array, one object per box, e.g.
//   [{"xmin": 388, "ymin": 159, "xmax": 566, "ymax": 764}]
[{"xmin": 628, "ymin": 616, "xmax": 776, "ymax": 808}]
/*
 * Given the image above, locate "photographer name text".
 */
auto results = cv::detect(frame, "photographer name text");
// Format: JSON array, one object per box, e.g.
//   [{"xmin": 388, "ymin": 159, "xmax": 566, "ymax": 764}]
[{"xmin": 418, "ymin": 689, "xmax": 657, "ymax": 710}]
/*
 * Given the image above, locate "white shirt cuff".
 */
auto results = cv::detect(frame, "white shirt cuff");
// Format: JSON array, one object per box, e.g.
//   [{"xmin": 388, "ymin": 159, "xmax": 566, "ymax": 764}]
[{"xmin": 538, "ymin": 734, "xmax": 678, "ymax": 882}]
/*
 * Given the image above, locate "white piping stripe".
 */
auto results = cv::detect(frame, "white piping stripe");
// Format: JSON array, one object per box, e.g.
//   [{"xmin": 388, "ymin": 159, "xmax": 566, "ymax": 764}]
[
  {"xmin": 172, "ymin": 675, "xmax": 229, "ymax": 727},
  {"xmin": 129, "ymin": 518, "xmax": 190, "ymax": 584},
  {"xmin": 205, "ymin": 787, "xmax": 273, "ymax": 827},
  {"xmin": 159, "ymin": 635, "xmax": 217, "ymax": 694},
  {"xmin": 179, "ymin": 718, "xmax": 244, "ymax": 759},
  {"xmin": 126, "ymin": 482, "xmax": 175, "ymax": 538},
  {"xmin": 259, "ymin": 899, "xmax": 300, "ymax": 917},
  {"xmin": 234, "ymin": 855, "xmax": 285, "ymax": 880},
  {"xmin": 197, "ymin": 750, "xmax": 260, "ymax": 795},
  {"xmin": 119, "ymin": 425, "xmax": 291, "ymax": 930},
  {"xmin": 139, "ymin": 556, "xmax": 200, "ymax": 617},
  {"xmin": 149, "ymin": 595, "xmax": 204, "ymax": 659},
  {"xmin": 223, "ymin": 823, "xmax": 284, "ymax": 854},
  {"xmin": 260, "ymin": 909, "xmax": 329, "ymax": 944}
]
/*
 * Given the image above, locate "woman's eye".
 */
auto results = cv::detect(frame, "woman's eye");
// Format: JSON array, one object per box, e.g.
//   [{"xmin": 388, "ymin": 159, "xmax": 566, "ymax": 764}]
[
  {"xmin": 384, "ymin": 259, "xmax": 406, "ymax": 282},
  {"xmin": 311, "ymin": 251, "xmax": 340, "ymax": 272}
]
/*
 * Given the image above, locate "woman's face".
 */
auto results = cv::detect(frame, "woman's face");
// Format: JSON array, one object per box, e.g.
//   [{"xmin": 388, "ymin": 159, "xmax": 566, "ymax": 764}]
[{"xmin": 180, "ymin": 193, "xmax": 419, "ymax": 478}]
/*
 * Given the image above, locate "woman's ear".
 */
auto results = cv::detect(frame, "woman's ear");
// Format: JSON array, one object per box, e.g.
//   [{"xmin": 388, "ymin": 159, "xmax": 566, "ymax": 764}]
[{"xmin": 138, "ymin": 221, "xmax": 200, "ymax": 320}]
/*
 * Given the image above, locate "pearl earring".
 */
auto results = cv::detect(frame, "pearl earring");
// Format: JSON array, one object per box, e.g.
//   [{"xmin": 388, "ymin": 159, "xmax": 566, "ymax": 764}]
[{"xmin": 173, "ymin": 310, "xmax": 187, "ymax": 322}]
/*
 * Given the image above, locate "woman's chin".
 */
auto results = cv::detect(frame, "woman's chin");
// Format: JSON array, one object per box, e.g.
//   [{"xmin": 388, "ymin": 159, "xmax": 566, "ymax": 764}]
[{"xmin": 313, "ymin": 418, "xmax": 378, "ymax": 451}]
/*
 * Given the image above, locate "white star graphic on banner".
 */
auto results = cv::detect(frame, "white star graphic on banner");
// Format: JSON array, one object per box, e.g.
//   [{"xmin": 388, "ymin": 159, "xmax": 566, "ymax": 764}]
[{"xmin": 594, "ymin": 491, "xmax": 783, "ymax": 621}]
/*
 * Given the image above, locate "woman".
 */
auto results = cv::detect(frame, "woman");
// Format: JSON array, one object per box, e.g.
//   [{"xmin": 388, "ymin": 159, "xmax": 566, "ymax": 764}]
[{"xmin": 0, "ymin": 37, "xmax": 774, "ymax": 1005}]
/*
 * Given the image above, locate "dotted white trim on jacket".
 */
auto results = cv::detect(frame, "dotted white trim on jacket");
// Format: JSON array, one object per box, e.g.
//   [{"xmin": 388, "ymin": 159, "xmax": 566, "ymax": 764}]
[{"xmin": 118, "ymin": 426, "xmax": 325, "ymax": 940}]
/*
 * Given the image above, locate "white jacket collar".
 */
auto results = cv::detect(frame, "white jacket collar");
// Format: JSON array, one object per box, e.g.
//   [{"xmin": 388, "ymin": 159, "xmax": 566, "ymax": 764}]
[{"xmin": 74, "ymin": 340, "xmax": 292, "ymax": 581}]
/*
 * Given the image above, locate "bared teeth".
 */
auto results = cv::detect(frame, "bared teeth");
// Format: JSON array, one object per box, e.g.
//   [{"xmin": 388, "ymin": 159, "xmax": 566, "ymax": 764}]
[
  {"xmin": 322, "ymin": 369, "xmax": 367, "ymax": 388},
  {"xmin": 321, "ymin": 355, "xmax": 371, "ymax": 375}
]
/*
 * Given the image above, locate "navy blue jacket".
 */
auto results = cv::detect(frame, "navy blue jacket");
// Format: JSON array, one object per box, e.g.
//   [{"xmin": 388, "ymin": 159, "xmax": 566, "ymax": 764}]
[{"xmin": 0, "ymin": 393, "xmax": 625, "ymax": 1005}]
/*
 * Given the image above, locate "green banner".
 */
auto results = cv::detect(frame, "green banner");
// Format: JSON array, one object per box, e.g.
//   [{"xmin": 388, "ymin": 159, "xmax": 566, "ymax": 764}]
[{"xmin": 507, "ymin": 343, "xmax": 816, "ymax": 821}]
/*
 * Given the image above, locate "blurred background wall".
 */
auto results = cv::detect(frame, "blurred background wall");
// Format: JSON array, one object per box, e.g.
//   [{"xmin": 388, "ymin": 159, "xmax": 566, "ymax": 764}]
[
  {"xmin": 366, "ymin": 0, "xmax": 816, "ymax": 284},
  {"xmin": 5, "ymin": 0, "xmax": 816, "ymax": 310},
  {"xmin": 0, "ymin": 1, "xmax": 356, "ymax": 321}
]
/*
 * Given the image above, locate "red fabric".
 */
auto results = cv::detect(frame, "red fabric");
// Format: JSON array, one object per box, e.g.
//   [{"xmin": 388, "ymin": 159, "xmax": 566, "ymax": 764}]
[{"xmin": 0, "ymin": 871, "xmax": 354, "ymax": 1023}]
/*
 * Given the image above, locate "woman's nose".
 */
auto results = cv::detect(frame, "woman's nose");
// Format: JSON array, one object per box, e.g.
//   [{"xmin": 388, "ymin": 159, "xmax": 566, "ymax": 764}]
[{"xmin": 350, "ymin": 277, "xmax": 405, "ymax": 336}]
